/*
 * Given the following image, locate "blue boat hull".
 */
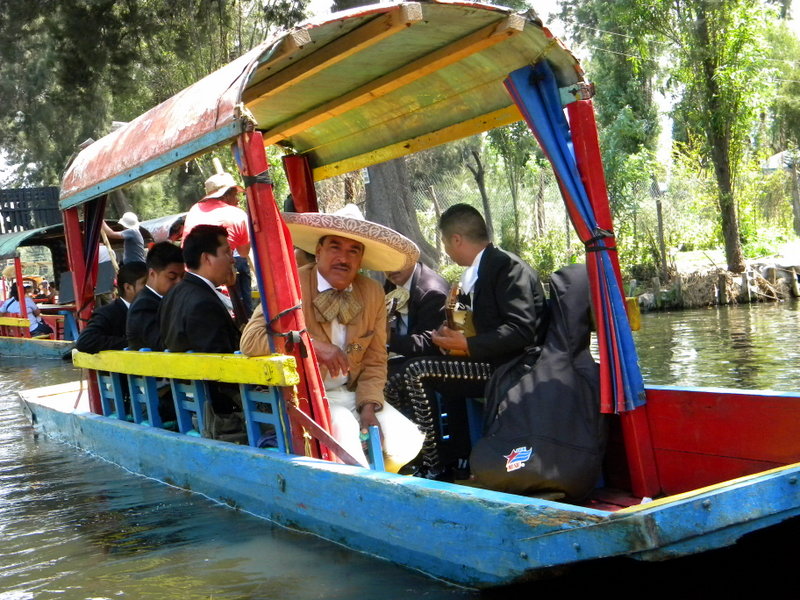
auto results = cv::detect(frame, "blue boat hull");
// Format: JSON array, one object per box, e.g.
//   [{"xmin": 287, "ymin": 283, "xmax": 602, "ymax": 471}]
[
  {"xmin": 0, "ymin": 335, "xmax": 74, "ymax": 359},
  {"xmin": 20, "ymin": 389, "xmax": 800, "ymax": 588}
]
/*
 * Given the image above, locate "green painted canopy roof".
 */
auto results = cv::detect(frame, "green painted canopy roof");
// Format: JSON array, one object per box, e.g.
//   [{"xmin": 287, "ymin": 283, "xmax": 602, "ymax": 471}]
[
  {"xmin": 60, "ymin": 1, "xmax": 585, "ymax": 209},
  {"xmin": 0, "ymin": 224, "xmax": 63, "ymax": 260}
]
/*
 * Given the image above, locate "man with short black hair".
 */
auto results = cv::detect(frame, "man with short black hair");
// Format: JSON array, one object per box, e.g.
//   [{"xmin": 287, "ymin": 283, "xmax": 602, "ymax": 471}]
[
  {"xmin": 387, "ymin": 203, "xmax": 547, "ymax": 479},
  {"xmin": 76, "ymin": 262, "xmax": 147, "ymax": 353},
  {"xmin": 159, "ymin": 224, "xmax": 240, "ymax": 354},
  {"xmin": 433, "ymin": 203, "xmax": 546, "ymax": 361},
  {"xmin": 126, "ymin": 242, "xmax": 185, "ymax": 350}
]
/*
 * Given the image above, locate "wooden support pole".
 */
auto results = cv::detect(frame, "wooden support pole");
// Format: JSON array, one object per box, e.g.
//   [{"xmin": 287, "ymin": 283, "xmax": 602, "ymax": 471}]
[
  {"xmin": 741, "ymin": 272, "xmax": 751, "ymax": 303},
  {"xmin": 718, "ymin": 273, "xmax": 730, "ymax": 305},
  {"xmin": 236, "ymin": 129, "xmax": 333, "ymax": 460}
]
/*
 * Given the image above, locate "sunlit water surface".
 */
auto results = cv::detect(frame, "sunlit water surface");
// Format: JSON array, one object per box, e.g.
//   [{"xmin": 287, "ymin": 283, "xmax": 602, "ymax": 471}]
[
  {"xmin": 3, "ymin": 300, "xmax": 800, "ymax": 598},
  {"xmin": 0, "ymin": 358, "xmax": 474, "ymax": 600},
  {"xmin": 632, "ymin": 299, "xmax": 800, "ymax": 391}
]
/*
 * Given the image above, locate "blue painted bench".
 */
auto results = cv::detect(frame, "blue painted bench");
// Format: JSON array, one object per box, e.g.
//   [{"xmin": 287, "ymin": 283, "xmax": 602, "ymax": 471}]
[{"xmin": 76, "ymin": 349, "xmax": 384, "ymax": 469}]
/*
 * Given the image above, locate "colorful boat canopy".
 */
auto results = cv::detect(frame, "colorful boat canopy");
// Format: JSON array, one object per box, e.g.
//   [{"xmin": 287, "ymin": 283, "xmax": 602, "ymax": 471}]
[{"xmin": 59, "ymin": 1, "xmax": 585, "ymax": 209}]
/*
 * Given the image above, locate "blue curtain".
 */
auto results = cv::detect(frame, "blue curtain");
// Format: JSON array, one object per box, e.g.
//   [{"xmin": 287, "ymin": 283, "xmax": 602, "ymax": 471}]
[{"xmin": 505, "ymin": 62, "xmax": 646, "ymax": 412}]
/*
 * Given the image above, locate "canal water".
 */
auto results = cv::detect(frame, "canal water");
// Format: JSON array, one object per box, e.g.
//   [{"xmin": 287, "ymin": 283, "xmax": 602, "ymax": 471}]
[{"xmin": 2, "ymin": 300, "xmax": 799, "ymax": 598}]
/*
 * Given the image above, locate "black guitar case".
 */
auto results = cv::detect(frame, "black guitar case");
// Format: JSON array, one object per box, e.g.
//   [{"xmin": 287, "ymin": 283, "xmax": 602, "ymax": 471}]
[{"xmin": 470, "ymin": 264, "xmax": 607, "ymax": 501}]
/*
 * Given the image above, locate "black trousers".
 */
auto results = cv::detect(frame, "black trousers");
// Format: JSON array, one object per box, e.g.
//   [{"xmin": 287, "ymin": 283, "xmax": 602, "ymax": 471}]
[{"xmin": 386, "ymin": 356, "xmax": 493, "ymax": 476}]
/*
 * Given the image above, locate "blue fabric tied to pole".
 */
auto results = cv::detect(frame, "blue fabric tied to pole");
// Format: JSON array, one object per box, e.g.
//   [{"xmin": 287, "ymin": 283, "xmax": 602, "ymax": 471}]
[{"xmin": 504, "ymin": 62, "xmax": 646, "ymax": 413}]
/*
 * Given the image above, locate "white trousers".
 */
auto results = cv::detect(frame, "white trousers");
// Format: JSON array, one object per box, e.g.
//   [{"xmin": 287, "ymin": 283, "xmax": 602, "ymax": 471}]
[{"xmin": 326, "ymin": 388, "xmax": 424, "ymax": 473}]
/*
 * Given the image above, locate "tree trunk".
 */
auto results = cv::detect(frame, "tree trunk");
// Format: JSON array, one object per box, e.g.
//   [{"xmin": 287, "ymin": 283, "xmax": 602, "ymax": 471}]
[
  {"xmin": 343, "ymin": 171, "xmax": 357, "ymax": 203},
  {"xmin": 509, "ymin": 184, "xmax": 520, "ymax": 255},
  {"xmin": 790, "ymin": 157, "xmax": 800, "ymax": 237},
  {"xmin": 466, "ymin": 149, "xmax": 494, "ymax": 240},
  {"xmin": 110, "ymin": 189, "xmax": 131, "ymax": 218},
  {"xmin": 427, "ymin": 185, "xmax": 443, "ymax": 256},
  {"xmin": 536, "ymin": 168, "xmax": 545, "ymax": 237},
  {"xmin": 655, "ymin": 196, "xmax": 668, "ymax": 280},
  {"xmin": 365, "ymin": 160, "xmax": 439, "ymax": 267},
  {"xmin": 696, "ymin": 8, "xmax": 745, "ymax": 273}
]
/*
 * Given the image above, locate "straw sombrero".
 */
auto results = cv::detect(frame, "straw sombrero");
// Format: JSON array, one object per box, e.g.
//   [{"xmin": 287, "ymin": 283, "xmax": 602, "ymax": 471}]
[{"xmin": 284, "ymin": 204, "xmax": 419, "ymax": 272}]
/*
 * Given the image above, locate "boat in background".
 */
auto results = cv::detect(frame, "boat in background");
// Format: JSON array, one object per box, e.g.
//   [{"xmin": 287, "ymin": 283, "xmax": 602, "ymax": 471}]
[
  {"xmin": 1, "ymin": 224, "xmax": 78, "ymax": 357},
  {"xmin": 0, "ymin": 216, "xmax": 175, "ymax": 358},
  {"xmin": 17, "ymin": 1, "xmax": 800, "ymax": 587}
]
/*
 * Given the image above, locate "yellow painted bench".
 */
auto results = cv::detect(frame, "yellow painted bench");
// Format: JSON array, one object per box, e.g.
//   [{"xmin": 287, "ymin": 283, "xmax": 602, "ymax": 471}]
[
  {"xmin": 72, "ymin": 350, "xmax": 299, "ymax": 387},
  {"xmin": 0, "ymin": 316, "xmax": 30, "ymax": 327}
]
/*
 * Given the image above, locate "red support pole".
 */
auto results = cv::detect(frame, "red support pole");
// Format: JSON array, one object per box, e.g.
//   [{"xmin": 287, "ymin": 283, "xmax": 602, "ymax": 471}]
[
  {"xmin": 282, "ymin": 155, "xmax": 319, "ymax": 213},
  {"xmin": 567, "ymin": 99, "xmax": 660, "ymax": 497},
  {"xmin": 63, "ymin": 205, "xmax": 103, "ymax": 414},
  {"xmin": 236, "ymin": 131, "xmax": 332, "ymax": 460}
]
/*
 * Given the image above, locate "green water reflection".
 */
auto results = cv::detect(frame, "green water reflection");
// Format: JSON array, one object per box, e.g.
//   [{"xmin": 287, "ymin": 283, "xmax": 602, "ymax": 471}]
[{"xmin": 633, "ymin": 299, "xmax": 800, "ymax": 391}]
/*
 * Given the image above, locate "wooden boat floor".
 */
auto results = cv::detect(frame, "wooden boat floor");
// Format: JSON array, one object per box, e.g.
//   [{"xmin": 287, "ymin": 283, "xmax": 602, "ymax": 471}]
[
  {"xmin": 454, "ymin": 477, "xmax": 643, "ymax": 512},
  {"xmin": 19, "ymin": 380, "xmax": 88, "ymax": 413}
]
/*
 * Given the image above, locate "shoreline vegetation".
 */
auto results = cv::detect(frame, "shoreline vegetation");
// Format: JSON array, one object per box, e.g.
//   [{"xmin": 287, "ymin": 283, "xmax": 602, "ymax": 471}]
[{"xmin": 631, "ymin": 246, "xmax": 800, "ymax": 311}]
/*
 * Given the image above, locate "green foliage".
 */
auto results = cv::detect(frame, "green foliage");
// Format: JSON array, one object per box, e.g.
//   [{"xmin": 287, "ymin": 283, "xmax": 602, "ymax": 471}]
[
  {"xmin": 518, "ymin": 228, "xmax": 573, "ymax": 282},
  {"xmin": 0, "ymin": 0, "xmax": 309, "ymax": 192},
  {"xmin": 561, "ymin": 0, "xmax": 661, "ymax": 216},
  {"xmin": 765, "ymin": 20, "xmax": 800, "ymax": 150}
]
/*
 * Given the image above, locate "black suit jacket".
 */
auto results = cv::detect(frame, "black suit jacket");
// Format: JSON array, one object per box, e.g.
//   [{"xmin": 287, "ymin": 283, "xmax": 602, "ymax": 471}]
[
  {"xmin": 126, "ymin": 286, "xmax": 162, "ymax": 351},
  {"xmin": 75, "ymin": 298, "xmax": 128, "ymax": 353},
  {"xmin": 384, "ymin": 262, "xmax": 449, "ymax": 357},
  {"xmin": 468, "ymin": 244, "xmax": 546, "ymax": 364},
  {"xmin": 159, "ymin": 273, "xmax": 240, "ymax": 353}
]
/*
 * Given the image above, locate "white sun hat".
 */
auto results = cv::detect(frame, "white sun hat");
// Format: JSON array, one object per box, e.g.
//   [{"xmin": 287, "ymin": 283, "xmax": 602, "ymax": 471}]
[
  {"xmin": 283, "ymin": 204, "xmax": 419, "ymax": 272},
  {"xmin": 203, "ymin": 172, "xmax": 244, "ymax": 200},
  {"xmin": 119, "ymin": 212, "xmax": 140, "ymax": 230}
]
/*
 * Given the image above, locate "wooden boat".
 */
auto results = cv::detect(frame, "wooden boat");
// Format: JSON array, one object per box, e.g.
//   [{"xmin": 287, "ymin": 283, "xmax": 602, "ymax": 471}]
[
  {"xmin": 0, "ymin": 223, "xmax": 78, "ymax": 357},
  {"xmin": 17, "ymin": 1, "xmax": 800, "ymax": 587},
  {"xmin": 0, "ymin": 216, "xmax": 167, "ymax": 358}
]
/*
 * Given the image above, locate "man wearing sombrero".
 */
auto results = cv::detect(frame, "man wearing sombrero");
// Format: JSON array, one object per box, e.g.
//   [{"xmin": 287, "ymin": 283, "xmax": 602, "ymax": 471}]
[{"xmin": 241, "ymin": 204, "xmax": 424, "ymax": 472}]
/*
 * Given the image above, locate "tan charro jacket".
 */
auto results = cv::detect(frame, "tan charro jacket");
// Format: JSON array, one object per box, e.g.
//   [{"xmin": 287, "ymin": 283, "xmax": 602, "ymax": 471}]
[{"xmin": 240, "ymin": 264, "xmax": 388, "ymax": 410}]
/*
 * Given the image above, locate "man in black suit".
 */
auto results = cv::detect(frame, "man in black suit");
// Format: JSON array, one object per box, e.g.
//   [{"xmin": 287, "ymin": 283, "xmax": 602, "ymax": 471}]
[
  {"xmin": 432, "ymin": 204, "xmax": 546, "ymax": 363},
  {"xmin": 159, "ymin": 224, "xmax": 240, "ymax": 353},
  {"xmin": 126, "ymin": 242, "xmax": 185, "ymax": 351},
  {"xmin": 384, "ymin": 261, "xmax": 449, "ymax": 359},
  {"xmin": 76, "ymin": 262, "xmax": 147, "ymax": 353},
  {"xmin": 386, "ymin": 204, "xmax": 546, "ymax": 479}
]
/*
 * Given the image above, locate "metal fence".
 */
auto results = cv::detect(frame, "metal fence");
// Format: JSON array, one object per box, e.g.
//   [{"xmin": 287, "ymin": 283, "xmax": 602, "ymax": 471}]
[{"xmin": 0, "ymin": 187, "xmax": 61, "ymax": 234}]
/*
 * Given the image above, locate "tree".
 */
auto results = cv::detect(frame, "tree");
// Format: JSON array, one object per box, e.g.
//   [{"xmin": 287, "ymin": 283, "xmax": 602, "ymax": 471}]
[
  {"xmin": 464, "ymin": 144, "xmax": 495, "ymax": 240},
  {"xmin": 487, "ymin": 122, "xmax": 536, "ymax": 254},
  {"xmin": 632, "ymin": 0, "xmax": 772, "ymax": 272},
  {"xmin": 561, "ymin": 0, "xmax": 663, "ymax": 274},
  {"xmin": 0, "ymin": 0, "xmax": 309, "ymax": 193}
]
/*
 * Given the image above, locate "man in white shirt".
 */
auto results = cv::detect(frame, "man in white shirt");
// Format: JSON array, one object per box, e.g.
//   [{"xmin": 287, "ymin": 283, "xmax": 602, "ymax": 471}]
[{"xmin": 241, "ymin": 205, "xmax": 424, "ymax": 472}]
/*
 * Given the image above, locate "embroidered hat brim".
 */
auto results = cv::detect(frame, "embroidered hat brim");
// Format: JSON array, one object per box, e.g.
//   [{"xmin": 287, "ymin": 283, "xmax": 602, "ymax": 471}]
[{"xmin": 283, "ymin": 212, "xmax": 420, "ymax": 272}]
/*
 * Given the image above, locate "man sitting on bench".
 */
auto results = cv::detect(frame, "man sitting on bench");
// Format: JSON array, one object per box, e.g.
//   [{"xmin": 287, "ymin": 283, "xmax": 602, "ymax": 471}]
[{"xmin": 76, "ymin": 262, "xmax": 147, "ymax": 353}]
